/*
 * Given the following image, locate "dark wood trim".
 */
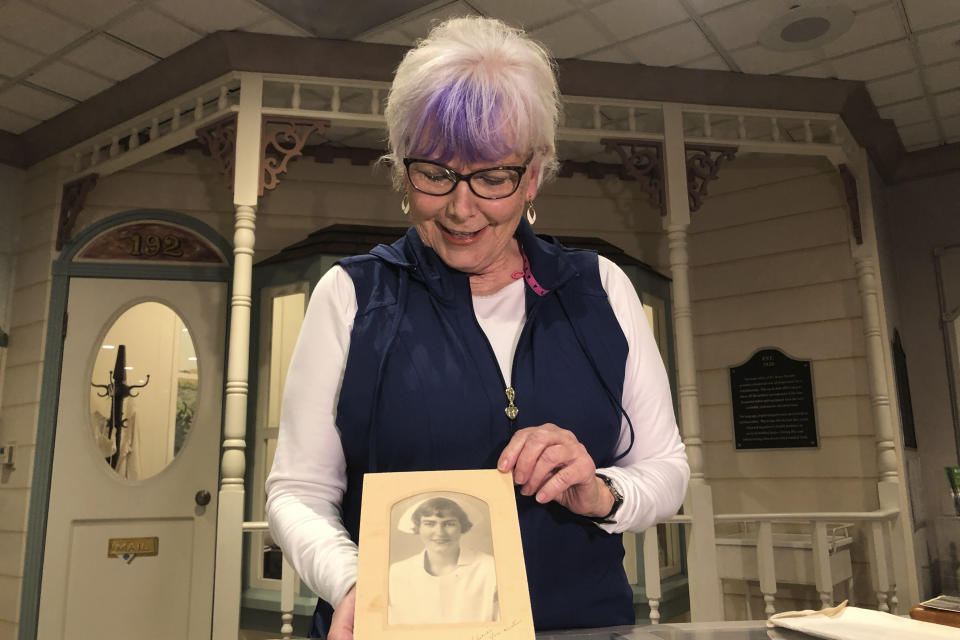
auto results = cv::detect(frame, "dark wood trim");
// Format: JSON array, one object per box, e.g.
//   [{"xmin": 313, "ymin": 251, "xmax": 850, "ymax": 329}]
[
  {"xmin": 838, "ymin": 164, "xmax": 863, "ymax": 245},
  {"xmin": 0, "ymin": 130, "xmax": 26, "ymax": 168},
  {"xmin": 56, "ymin": 174, "xmax": 99, "ymax": 250},
  {"xmin": 894, "ymin": 142, "xmax": 960, "ymax": 182},
  {"xmin": 0, "ymin": 30, "xmax": 952, "ymax": 182}
]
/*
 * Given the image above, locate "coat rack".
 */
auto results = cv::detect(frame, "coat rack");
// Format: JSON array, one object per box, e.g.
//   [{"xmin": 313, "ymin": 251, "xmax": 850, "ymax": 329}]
[{"xmin": 91, "ymin": 344, "xmax": 149, "ymax": 469}]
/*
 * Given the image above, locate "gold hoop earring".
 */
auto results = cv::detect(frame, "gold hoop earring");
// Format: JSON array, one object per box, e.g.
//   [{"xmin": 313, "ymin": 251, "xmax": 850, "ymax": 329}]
[
  {"xmin": 525, "ymin": 200, "xmax": 536, "ymax": 225},
  {"xmin": 400, "ymin": 191, "xmax": 410, "ymax": 215}
]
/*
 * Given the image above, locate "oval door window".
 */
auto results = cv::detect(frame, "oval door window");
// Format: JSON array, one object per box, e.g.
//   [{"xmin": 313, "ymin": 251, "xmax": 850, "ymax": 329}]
[{"xmin": 90, "ymin": 302, "xmax": 198, "ymax": 479}]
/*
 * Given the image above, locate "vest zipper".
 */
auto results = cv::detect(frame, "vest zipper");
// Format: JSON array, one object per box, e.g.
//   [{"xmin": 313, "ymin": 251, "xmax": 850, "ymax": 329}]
[{"xmin": 471, "ymin": 301, "xmax": 540, "ymax": 432}]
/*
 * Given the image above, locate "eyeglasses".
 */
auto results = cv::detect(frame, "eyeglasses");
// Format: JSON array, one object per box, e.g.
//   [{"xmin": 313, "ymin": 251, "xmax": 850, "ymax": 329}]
[{"xmin": 403, "ymin": 158, "xmax": 527, "ymax": 200}]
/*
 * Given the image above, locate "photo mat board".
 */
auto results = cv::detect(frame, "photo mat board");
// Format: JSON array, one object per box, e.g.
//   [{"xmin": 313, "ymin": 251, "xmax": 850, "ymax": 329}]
[{"xmin": 355, "ymin": 469, "xmax": 535, "ymax": 640}]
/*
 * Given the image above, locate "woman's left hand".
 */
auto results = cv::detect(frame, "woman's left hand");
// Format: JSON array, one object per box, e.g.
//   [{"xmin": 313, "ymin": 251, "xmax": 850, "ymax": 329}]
[{"xmin": 497, "ymin": 423, "xmax": 614, "ymax": 518}]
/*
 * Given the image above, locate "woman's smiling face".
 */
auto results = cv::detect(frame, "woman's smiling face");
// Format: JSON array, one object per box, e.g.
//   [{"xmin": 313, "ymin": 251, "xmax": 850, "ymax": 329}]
[
  {"xmin": 407, "ymin": 152, "xmax": 540, "ymax": 277},
  {"xmin": 417, "ymin": 512, "xmax": 463, "ymax": 554}
]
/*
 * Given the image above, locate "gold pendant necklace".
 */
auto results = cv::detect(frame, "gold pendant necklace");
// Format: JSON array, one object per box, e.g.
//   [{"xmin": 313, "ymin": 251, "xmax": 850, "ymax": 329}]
[{"xmin": 504, "ymin": 387, "xmax": 519, "ymax": 420}]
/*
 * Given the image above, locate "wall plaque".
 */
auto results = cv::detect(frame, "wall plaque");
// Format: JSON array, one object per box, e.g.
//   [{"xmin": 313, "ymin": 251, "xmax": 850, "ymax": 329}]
[
  {"xmin": 730, "ymin": 348, "xmax": 818, "ymax": 450},
  {"xmin": 107, "ymin": 536, "xmax": 158, "ymax": 558}
]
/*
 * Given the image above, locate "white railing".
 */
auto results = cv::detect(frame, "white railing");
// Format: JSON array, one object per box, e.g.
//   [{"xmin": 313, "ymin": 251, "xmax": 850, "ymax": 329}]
[
  {"xmin": 67, "ymin": 73, "xmax": 242, "ymax": 180},
  {"xmin": 641, "ymin": 508, "xmax": 900, "ymax": 623},
  {"xmin": 242, "ymin": 521, "xmax": 296, "ymax": 640},
  {"xmin": 260, "ymin": 74, "xmax": 390, "ymax": 129},
  {"xmin": 57, "ymin": 71, "xmax": 856, "ymax": 192}
]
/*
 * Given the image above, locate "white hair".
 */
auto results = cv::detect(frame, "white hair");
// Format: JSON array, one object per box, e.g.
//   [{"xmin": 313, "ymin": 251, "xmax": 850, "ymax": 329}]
[{"xmin": 383, "ymin": 16, "xmax": 560, "ymax": 190}]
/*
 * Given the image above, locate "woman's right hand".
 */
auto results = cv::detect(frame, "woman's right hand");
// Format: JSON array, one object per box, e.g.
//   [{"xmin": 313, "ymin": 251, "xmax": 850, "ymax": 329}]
[{"xmin": 329, "ymin": 584, "xmax": 357, "ymax": 640}]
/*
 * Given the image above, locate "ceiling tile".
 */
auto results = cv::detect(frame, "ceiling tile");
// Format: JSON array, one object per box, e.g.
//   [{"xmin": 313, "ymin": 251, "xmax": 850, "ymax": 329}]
[
  {"xmin": 531, "ymin": 13, "xmax": 610, "ymax": 59},
  {"xmin": 581, "ymin": 45, "xmax": 633, "ymax": 64},
  {"xmin": 838, "ymin": 0, "xmax": 890, "ymax": 11},
  {"xmin": 924, "ymin": 60, "xmax": 960, "ymax": 94},
  {"xmin": 821, "ymin": 4, "xmax": 905, "ymax": 58},
  {"xmin": 469, "ymin": 0, "xmax": 576, "ymax": 29},
  {"xmin": 866, "ymin": 71, "xmax": 923, "ymax": 107},
  {"xmin": 704, "ymin": 0, "xmax": 784, "ymax": 51},
  {"xmin": 902, "ymin": 0, "xmax": 960, "ymax": 32},
  {"xmin": 831, "ymin": 40, "xmax": 915, "ymax": 80},
  {"xmin": 0, "ymin": 1, "xmax": 86, "ymax": 54},
  {"xmin": 680, "ymin": 54, "xmax": 731, "ymax": 71},
  {"xmin": 0, "ymin": 105, "xmax": 41, "ymax": 134},
  {"xmin": 625, "ymin": 21, "xmax": 714, "ymax": 67},
  {"xmin": 358, "ymin": 27, "xmax": 414, "ymax": 46},
  {"xmin": 897, "ymin": 120, "xmax": 939, "ymax": 147},
  {"xmin": 941, "ymin": 114, "xmax": 960, "ymax": 138},
  {"xmin": 591, "ymin": 0, "xmax": 688, "ymax": 42},
  {"xmin": 107, "ymin": 7, "xmax": 203, "ymax": 58},
  {"xmin": 31, "ymin": 0, "xmax": 138, "ymax": 29},
  {"xmin": 28, "ymin": 61, "xmax": 113, "ymax": 101},
  {"xmin": 732, "ymin": 44, "xmax": 823, "ymax": 75},
  {"xmin": 0, "ymin": 83, "xmax": 74, "ymax": 120},
  {"xmin": 916, "ymin": 23, "xmax": 960, "ymax": 65},
  {"xmin": 786, "ymin": 62, "xmax": 835, "ymax": 79},
  {"xmin": 390, "ymin": 2, "xmax": 480, "ymax": 41},
  {"xmin": 244, "ymin": 17, "xmax": 311, "ymax": 37},
  {"xmin": 685, "ymin": 0, "xmax": 743, "ymax": 14},
  {"xmin": 0, "ymin": 39, "xmax": 43, "ymax": 78},
  {"xmin": 877, "ymin": 96, "xmax": 932, "ymax": 126},
  {"xmin": 152, "ymin": 0, "xmax": 269, "ymax": 32},
  {"xmin": 935, "ymin": 89, "xmax": 960, "ymax": 117},
  {"xmin": 64, "ymin": 34, "xmax": 156, "ymax": 82}
]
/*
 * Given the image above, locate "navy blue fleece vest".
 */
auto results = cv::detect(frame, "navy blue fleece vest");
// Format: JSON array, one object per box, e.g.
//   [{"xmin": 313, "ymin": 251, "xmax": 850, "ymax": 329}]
[{"xmin": 316, "ymin": 220, "xmax": 634, "ymax": 633}]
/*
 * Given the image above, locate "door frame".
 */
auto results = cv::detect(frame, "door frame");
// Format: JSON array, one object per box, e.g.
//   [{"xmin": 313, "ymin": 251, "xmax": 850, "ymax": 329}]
[{"xmin": 18, "ymin": 209, "xmax": 233, "ymax": 640}]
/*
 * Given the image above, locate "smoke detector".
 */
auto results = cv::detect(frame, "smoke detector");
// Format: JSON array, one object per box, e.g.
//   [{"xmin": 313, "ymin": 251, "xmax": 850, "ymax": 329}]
[{"xmin": 759, "ymin": 2, "xmax": 854, "ymax": 52}]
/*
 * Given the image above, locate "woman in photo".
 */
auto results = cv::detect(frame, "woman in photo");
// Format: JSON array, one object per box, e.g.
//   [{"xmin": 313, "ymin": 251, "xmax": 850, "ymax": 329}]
[
  {"xmin": 388, "ymin": 496, "xmax": 498, "ymax": 625},
  {"xmin": 266, "ymin": 15, "xmax": 689, "ymax": 639}
]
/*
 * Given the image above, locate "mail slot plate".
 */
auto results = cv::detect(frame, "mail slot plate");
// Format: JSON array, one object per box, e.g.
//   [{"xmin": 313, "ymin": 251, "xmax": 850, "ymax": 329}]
[{"xmin": 107, "ymin": 536, "xmax": 158, "ymax": 557}]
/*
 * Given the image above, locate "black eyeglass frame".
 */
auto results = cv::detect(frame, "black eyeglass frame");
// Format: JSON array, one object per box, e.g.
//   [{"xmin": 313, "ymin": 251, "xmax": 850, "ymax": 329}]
[{"xmin": 402, "ymin": 158, "xmax": 528, "ymax": 200}]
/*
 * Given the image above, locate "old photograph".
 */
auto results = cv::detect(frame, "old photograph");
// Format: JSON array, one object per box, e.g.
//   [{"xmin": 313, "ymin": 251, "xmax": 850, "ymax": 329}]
[{"xmin": 388, "ymin": 492, "xmax": 499, "ymax": 625}]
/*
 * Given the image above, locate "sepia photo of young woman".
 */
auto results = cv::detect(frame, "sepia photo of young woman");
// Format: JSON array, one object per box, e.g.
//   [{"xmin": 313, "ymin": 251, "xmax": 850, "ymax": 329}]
[{"xmin": 388, "ymin": 493, "xmax": 499, "ymax": 625}]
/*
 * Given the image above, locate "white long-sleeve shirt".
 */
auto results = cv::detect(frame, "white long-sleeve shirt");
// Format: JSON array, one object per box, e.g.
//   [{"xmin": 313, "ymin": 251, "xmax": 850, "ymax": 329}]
[{"xmin": 265, "ymin": 255, "xmax": 689, "ymax": 608}]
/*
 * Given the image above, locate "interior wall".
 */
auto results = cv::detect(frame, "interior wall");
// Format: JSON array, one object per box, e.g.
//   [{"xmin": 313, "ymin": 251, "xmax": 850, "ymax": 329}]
[
  {"xmin": 0, "ymin": 162, "xmax": 24, "ymax": 640},
  {"xmin": 686, "ymin": 154, "xmax": 875, "ymax": 513},
  {"xmin": 0, "ymin": 155, "xmax": 60, "ymax": 640},
  {"xmin": 0, "ymin": 165, "xmax": 25, "ymax": 404},
  {"xmin": 881, "ymin": 169, "xmax": 960, "ymax": 597}
]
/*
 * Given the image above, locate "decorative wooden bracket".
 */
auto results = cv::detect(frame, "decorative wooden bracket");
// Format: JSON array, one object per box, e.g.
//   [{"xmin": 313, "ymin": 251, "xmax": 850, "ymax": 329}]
[
  {"xmin": 260, "ymin": 117, "xmax": 330, "ymax": 195},
  {"xmin": 196, "ymin": 114, "xmax": 238, "ymax": 190},
  {"xmin": 838, "ymin": 164, "xmax": 863, "ymax": 244},
  {"xmin": 685, "ymin": 144, "xmax": 737, "ymax": 212},
  {"xmin": 602, "ymin": 138, "xmax": 665, "ymax": 215},
  {"xmin": 57, "ymin": 173, "xmax": 99, "ymax": 250}
]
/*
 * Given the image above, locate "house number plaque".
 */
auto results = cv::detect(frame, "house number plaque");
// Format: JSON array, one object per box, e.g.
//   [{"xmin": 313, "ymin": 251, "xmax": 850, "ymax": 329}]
[
  {"xmin": 107, "ymin": 536, "xmax": 158, "ymax": 558},
  {"xmin": 77, "ymin": 222, "xmax": 225, "ymax": 264}
]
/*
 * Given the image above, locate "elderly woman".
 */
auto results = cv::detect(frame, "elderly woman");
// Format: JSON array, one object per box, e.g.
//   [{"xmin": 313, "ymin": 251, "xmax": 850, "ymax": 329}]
[
  {"xmin": 266, "ymin": 16, "xmax": 688, "ymax": 639},
  {"xmin": 389, "ymin": 496, "xmax": 499, "ymax": 625}
]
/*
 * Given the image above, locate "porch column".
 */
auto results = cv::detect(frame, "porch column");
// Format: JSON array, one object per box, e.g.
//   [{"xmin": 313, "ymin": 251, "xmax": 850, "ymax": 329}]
[
  {"xmin": 843, "ymin": 147, "xmax": 919, "ymax": 611},
  {"xmin": 212, "ymin": 72, "xmax": 263, "ymax": 640},
  {"xmin": 662, "ymin": 103, "xmax": 724, "ymax": 620}
]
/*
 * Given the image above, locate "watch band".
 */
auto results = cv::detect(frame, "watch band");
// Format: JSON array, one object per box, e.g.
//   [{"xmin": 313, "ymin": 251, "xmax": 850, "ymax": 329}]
[{"xmin": 588, "ymin": 473, "xmax": 623, "ymax": 524}]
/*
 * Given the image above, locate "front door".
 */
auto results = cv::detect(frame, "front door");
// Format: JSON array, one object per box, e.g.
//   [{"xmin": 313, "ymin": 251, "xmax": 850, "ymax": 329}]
[{"xmin": 38, "ymin": 277, "xmax": 226, "ymax": 640}]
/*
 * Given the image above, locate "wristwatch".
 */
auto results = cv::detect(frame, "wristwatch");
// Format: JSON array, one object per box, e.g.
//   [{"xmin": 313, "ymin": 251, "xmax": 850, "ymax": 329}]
[{"xmin": 589, "ymin": 473, "xmax": 623, "ymax": 524}]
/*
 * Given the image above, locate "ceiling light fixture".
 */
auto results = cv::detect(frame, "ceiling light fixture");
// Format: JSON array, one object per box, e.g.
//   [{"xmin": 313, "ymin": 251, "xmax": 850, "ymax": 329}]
[{"xmin": 759, "ymin": 2, "xmax": 854, "ymax": 52}]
